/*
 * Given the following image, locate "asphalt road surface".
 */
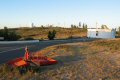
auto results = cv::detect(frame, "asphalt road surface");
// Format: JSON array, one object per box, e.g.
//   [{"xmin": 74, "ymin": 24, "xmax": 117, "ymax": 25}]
[{"xmin": 0, "ymin": 38, "xmax": 95, "ymax": 65}]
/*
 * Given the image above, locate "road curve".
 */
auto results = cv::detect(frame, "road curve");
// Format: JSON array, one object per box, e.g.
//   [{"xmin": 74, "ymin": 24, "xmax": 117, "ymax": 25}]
[{"xmin": 0, "ymin": 38, "xmax": 94, "ymax": 64}]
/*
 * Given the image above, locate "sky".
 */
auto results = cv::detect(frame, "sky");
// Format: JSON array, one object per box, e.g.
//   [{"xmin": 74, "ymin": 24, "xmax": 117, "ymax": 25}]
[{"xmin": 0, "ymin": 0, "xmax": 120, "ymax": 28}]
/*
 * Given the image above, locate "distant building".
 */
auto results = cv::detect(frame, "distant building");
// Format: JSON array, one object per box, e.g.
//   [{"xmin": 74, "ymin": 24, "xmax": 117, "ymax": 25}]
[{"xmin": 87, "ymin": 28, "xmax": 116, "ymax": 39}]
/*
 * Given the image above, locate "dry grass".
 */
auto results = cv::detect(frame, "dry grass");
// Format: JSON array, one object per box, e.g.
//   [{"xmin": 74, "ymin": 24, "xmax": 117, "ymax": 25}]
[
  {"xmin": 0, "ymin": 39, "xmax": 120, "ymax": 80},
  {"xmin": 16, "ymin": 27, "xmax": 87, "ymax": 40}
]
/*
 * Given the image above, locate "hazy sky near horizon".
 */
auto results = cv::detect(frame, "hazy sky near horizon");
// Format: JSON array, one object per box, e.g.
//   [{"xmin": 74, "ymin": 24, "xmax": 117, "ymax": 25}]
[{"xmin": 0, "ymin": 0, "xmax": 120, "ymax": 28}]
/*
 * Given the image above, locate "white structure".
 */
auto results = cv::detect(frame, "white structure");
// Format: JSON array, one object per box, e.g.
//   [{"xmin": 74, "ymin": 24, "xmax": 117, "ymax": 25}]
[{"xmin": 87, "ymin": 28, "xmax": 116, "ymax": 39}]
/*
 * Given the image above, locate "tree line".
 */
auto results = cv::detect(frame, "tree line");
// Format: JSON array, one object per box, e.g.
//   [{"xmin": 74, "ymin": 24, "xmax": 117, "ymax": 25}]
[
  {"xmin": 0, "ymin": 27, "xmax": 21, "ymax": 41},
  {"xmin": 71, "ymin": 22, "xmax": 87, "ymax": 30}
]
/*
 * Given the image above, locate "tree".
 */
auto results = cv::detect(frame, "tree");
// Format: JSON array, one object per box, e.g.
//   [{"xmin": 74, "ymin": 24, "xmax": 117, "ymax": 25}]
[
  {"xmin": 82, "ymin": 23, "xmax": 85, "ymax": 29},
  {"xmin": 8, "ymin": 31, "xmax": 21, "ymax": 41},
  {"xmin": 48, "ymin": 30, "xmax": 56, "ymax": 40},
  {"xmin": 82, "ymin": 23, "xmax": 87, "ymax": 29},
  {"xmin": 53, "ymin": 30, "xmax": 56, "ymax": 36},
  {"xmin": 84, "ymin": 24, "xmax": 88, "ymax": 29},
  {"xmin": 0, "ymin": 27, "xmax": 21, "ymax": 41},
  {"xmin": 117, "ymin": 27, "xmax": 120, "ymax": 36},
  {"xmin": 71, "ymin": 24, "xmax": 78, "ymax": 28},
  {"xmin": 119, "ymin": 27, "xmax": 120, "ymax": 32},
  {"xmin": 41, "ymin": 25, "xmax": 44, "ymax": 28},
  {"xmin": 79, "ymin": 22, "xmax": 81, "ymax": 28},
  {"xmin": 3, "ymin": 27, "xmax": 9, "ymax": 40},
  {"xmin": 0, "ymin": 30, "xmax": 4, "ymax": 37},
  {"xmin": 71, "ymin": 24, "xmax": 74, "ymax": 28}
]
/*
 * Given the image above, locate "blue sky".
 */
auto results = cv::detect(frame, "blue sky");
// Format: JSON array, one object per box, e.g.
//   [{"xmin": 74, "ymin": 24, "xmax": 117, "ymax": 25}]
[{"xmin": 0, "ymin": 0, "xmax": 120, "ymax": 28}]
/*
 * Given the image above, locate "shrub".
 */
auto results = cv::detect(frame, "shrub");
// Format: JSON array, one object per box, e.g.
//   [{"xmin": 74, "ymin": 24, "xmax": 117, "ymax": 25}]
[
  {"xmin": 0, "ymin": 30, "xmax": 4, "ymax": 37},
  {"xmin": 39, "ymin": 38, "xmax": 44, "ymax": 41},
  {"xmin": 0, "ymin": 27, "xmax": 21, "ymax": 41},
  {"xmin": 24, "ymin": 37, "xmax": 34, "ymax": 40},
  {"xmin": 48, "ymin": 30, "xmax": 56, "ymax": 40},
  {"xmin": 7, "ymin": 31, "xmax": 21, "ymax": 41}
]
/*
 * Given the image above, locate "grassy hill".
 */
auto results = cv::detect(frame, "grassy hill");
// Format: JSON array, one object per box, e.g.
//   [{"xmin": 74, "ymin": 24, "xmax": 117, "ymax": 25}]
[
  {"xmin": 15, "ymin": 27, "xmax": 87, "ymax": 40},
  {"xmin": 0, "ymin": 39, "xmax": 120, "ymax": 80}
]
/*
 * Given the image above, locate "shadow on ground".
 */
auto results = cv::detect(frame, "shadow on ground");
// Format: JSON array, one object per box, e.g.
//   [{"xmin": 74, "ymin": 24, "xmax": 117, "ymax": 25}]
[{"xmin": 39, "ymin": 54, "xmax": 85, "ymax": 73}]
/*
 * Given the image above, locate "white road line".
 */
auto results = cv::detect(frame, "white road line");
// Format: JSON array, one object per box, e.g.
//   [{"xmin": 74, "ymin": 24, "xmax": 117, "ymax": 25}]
[
  {"xmin": 0, "ymin": 47, "xmax": 25, "ymax": 54},
  {"xmin": 0, "ymin": 45, "xmax": 34, "ymax": 54}
]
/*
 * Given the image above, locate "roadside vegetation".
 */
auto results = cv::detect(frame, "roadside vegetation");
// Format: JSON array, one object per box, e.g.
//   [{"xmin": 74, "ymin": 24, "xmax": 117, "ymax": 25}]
[
  {"xmin": 0, "ymin": 26, "xmax": 87, "ymax": 40},
  {"xmin": 0, "ymin": 27, "xmax": 21, "ymax": 41},
  {"xmin": 16, "ymin": 27, "xmax": 87, "ymax": 40},
  {"xmin": 2, "ymin": 24, "xmax": 120, "ymax": 41},
  {"xmin": 48, "ymin": 30, "xmax": 56, "ymax": 40},
  {"xmin": 0, "ymin": 39, "xmax": 120, "ymax": 80}
]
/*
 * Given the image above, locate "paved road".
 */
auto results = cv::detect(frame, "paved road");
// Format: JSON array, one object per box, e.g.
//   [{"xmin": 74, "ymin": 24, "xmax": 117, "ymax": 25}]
[{"xmin": 0, "ymin": 38, "xmax": 95, "ymax": 64}]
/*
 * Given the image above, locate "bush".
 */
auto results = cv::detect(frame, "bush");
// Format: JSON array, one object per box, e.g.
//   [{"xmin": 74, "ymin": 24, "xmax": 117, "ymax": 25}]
[
  {"xmin": 24, "ymin": 37, "xmax": 34, "ymax": 40},
  {"xmin": 0, "ymin": 30, "xmax": 4, "ymax": 37},
  {"xmin": 0, "ymin": 27, "xmax": 21, "ymax": 41},
  {"xmin": 7, "ymin": 31, "xmax": 21, "ymax": 41},
  {"xmin": 39, "ymin": 38, "xmax": 44, "ymax": 41},
  {"xmin": 48, "ymin": 30, "xmax": 56, "ymax": 40}
]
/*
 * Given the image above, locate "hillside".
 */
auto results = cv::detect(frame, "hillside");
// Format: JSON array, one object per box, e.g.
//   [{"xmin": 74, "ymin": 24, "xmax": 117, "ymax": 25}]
[
  {"xmin": 0, "ymin": 39, "xmax": 120, "ymax": 80},
  {"xmin": 15, "ymin": 27, "xmax": 87, "ymax": 40}
]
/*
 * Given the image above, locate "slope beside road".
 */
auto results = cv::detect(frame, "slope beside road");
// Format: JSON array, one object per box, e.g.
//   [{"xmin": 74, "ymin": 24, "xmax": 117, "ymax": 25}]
[{"xmin": 0, "ymin": 38, "xmax": 95, "ymax": 64}]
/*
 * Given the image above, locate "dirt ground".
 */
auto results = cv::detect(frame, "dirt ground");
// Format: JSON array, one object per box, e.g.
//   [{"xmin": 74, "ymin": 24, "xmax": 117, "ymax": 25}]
[{"xmin": 0, "ymin": 39, "xmax": 120, "ymax": 80}]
